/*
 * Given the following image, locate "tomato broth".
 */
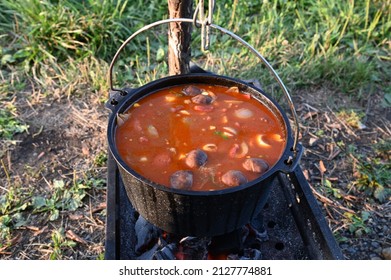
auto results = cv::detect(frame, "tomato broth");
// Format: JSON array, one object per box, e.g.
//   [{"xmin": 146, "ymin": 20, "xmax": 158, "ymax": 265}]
[{"xmin": 115, "ymin": 84, "xmax": 286, "ymax": 191}]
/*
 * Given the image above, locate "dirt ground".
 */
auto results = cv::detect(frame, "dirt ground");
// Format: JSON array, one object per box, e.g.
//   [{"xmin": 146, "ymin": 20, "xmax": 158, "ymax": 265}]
[{"xmin": 0, "ymin": 84, "xmax": 390, "ymax": 260}]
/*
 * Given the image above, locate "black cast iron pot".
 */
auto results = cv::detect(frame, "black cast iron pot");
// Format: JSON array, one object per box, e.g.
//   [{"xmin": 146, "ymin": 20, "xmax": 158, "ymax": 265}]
[{"xmin": 107, "ymin": 73, "xmax": 302, "ymax": 237}]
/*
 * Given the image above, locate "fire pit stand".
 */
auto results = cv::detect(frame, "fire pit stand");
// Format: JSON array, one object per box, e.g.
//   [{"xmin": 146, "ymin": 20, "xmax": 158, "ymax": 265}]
[{"xmin": 104, "ymin": 150, "xmax": 344, "ymax": 260}]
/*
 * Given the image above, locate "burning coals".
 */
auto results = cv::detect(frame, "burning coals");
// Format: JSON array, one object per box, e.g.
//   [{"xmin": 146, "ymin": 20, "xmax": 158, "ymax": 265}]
[{"xmin": 134, "ymin": 215, "xmax": 268, "ymax": 260}]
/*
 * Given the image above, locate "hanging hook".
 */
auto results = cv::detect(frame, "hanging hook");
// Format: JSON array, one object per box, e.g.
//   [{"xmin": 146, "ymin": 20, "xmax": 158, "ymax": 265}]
[{"xmin": 192, "ymin": 0, "xmax": 215, "ymax": 51}]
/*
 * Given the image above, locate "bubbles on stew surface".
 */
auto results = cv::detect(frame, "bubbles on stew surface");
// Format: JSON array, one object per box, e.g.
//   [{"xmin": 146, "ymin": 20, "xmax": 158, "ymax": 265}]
[{"xmin": 115, "ymin": 84, "xmax": 286, "ymax": 191}]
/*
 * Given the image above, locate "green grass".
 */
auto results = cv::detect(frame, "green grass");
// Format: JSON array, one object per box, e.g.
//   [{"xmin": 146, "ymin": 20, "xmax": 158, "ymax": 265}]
[
  {"xmin": 0, "ymin": 0, "xmax": 389, "ymax": 95},
  {"xmin": 192, "ymin": 0, "xmax": 390, "ymax": 93},
  {"xmin": 0, "ymin": 0, "xmax": 132, "ymax": 63}
]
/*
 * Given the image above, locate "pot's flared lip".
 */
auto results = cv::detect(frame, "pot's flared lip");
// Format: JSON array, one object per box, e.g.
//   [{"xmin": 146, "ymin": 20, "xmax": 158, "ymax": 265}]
[{"xmin": 107, "ymin": 73, "xmax": 294, "ymax": 196}]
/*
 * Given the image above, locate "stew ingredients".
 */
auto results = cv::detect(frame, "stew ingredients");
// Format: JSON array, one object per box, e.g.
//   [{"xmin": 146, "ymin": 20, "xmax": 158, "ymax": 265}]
[{"xmin": 115, "ymin": 84, "xmax": 286, "ymax": 191}]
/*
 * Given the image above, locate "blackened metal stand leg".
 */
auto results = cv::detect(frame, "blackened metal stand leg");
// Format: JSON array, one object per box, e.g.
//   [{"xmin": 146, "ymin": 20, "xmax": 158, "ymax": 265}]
[
  {"xmin": 278, "ymin": 167, "xmax": 344, "ymax": 259},
  {"xmin": 105, "ymin": 151, "xmax": 119, "ymax": 260}
]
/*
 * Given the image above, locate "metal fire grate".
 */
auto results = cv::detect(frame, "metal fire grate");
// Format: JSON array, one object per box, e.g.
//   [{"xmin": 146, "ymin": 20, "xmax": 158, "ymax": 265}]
[{"xmin": 104, "ymin": 150, "xmax": 344, "ymax": 260}]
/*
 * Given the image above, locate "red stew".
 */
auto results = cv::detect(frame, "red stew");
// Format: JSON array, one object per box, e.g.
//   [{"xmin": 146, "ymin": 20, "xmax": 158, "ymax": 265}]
[{"xmin": 115, "ymin": 84, "xmax": 286, "ymax": 191}]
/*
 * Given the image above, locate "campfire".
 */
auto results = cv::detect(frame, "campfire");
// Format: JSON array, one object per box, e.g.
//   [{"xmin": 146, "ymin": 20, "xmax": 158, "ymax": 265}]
[{"xmin": 134, "ymin": 214, "xmax": 268, "ymax": 260}]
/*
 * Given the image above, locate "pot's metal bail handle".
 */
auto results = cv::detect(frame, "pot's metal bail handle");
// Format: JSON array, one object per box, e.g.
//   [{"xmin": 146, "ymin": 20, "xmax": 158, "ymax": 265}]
[
  {"xmin": 283, "ymin": 142, "xmax": 304, "ymax": 173},
  {"xmin": 105, "ymin": 87, "xmax": 133, "ymax": 113},
  {"xmin": 108, "ymin": 18, "xmax": 301, "ymax": 160},
  {"xmin": 209, "ymin": 25, "xmax": 301, "ymax": 162}
]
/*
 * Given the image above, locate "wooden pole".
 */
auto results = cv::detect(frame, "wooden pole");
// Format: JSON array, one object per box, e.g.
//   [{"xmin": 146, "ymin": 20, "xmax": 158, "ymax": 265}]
[{"xmin": 168, "ymin": 0, "xmax": 193, "ymax": 75}]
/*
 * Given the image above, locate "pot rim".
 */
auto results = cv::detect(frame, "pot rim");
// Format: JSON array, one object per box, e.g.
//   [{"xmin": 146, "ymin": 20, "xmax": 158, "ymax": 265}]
[{"xmin": 107, "ymin": 73, "xmax": 295, "ymax": 196}]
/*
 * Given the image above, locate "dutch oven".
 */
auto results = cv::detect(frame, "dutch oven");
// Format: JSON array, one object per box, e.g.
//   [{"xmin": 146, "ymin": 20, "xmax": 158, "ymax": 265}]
[{"xmin": 106, "ymin": 19, "xmax": 302, "ymax": 237}]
